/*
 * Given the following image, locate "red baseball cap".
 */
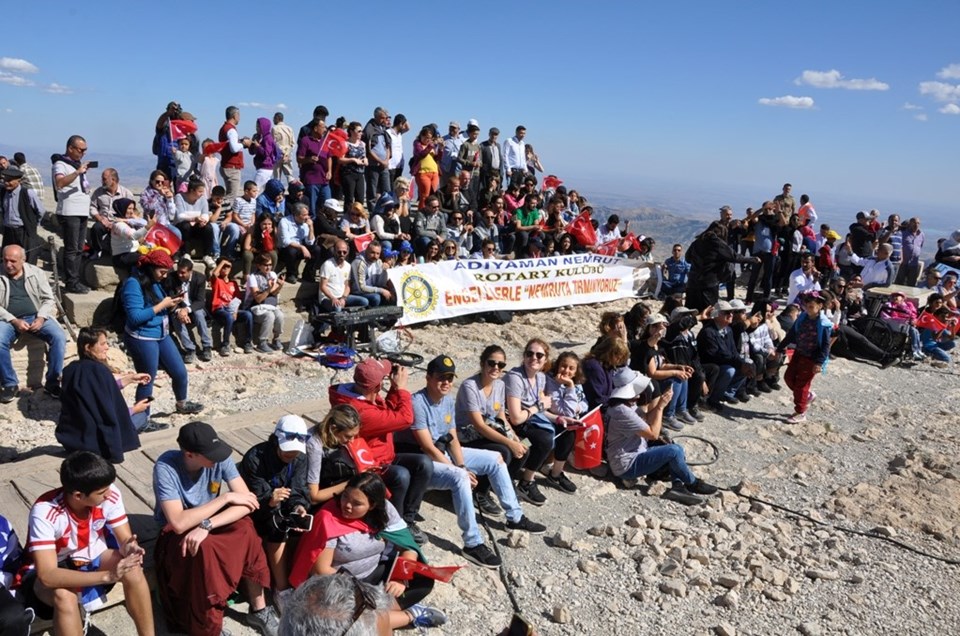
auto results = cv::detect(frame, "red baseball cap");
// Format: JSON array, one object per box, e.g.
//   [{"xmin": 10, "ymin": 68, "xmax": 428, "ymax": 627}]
[{"xmin": 354, "ymin": 359, "xmax": 391, "ymax": 391}]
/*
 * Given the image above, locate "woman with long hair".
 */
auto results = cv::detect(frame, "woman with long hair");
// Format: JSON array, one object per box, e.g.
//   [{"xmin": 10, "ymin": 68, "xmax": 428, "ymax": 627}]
[
  {"xmin": 411, "ymin": 126, "xmax": 441, "ymax": 208},
  {"xmin": 305, "ymin": 404, "xmax": 364, "ymax": 505},
  {"xmin": 340, "ymin": 121, "xmax": 367, "ymax": 210}
]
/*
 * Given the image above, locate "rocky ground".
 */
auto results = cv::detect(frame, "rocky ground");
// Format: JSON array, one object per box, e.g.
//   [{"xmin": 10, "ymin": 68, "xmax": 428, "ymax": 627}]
[{"xmin": 6, "ymin": 298, "xmax": 960, "ymax": 635}]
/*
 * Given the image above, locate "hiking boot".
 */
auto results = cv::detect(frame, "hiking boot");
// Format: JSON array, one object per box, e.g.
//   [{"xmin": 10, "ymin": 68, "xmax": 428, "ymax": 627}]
[
  {"xmin": 183, "ymin": 350, "xmax": 197, "ymax": 364},
  {"xmin": 748, "ymin": 386, "xmax": 762, "ymax": 397},
  {"xmin": 65, "ymin": 283, "xmax": 90, "ymax": 295},
  {"xmin": 270, "ymin": 339, "xmax": 284, "ymax": 351},
  {"xmin": 766, "ymin": 378, "xmax": 782, "ymax": 391},
  {"xmin": 506, "ymin": 515, "xmax": 547, "ymax": 535},
  {"xmin": 198, "ymin": 347, "xmax": 212, "ymax": 362},
  {"xmin": 406, "ymin": 604, "xmax": 447, "ymax": 629},
  {"xmin": 545, "ymin": 471, "xmax": 577, "ymax": 493},
  {"xmin": 256, "ymin": 342, "xmax": 276, "ymax": 354},
  {"xmin": 688, "ymin": 407, "xmax": 706, "ymax": 421},
  {"xmin": 245, "ymin": 605, "xmax": 279, "ymax": 636},
  {"xmin": 661, "ymin": 415, "xmax": 684, "ymax": 431},
  {"xmin": 473, "ymin": 491, "xmax": 504, "ymax": 517},
  {"xmin": 461, "ymin": 543, "xmax": 501, "ymax": 569},
  {"xmin": 516, "ymin": 480, "xmax": 546, "ymax": 506},
  {"xmin": 662, "ymin": 484, "xmax": 705, "ymax": 506},
  {"xmin": 786, "ymin": 412, "xmax": 807, "ymax": 424},
  {"xmin": 407, "ymin": 522, "xmax": 428, "ymax": 545},
  {"xmin": 735, "ymin": 389, "xmax": 750, "ymax": 403},
  {"xmin": 687, "ymin": 479, "xmax": 718, "ymax": 495},
  {"xmin": 756, "ymin": 382, "xmax": 772, "ymax": 393},
  {"xmin": 0, "ymin": 385, "xmax": 17, "ymax": 404},
  {"xmin": 219, "ymin": 344, "xmax": 231, "ymax": 357},
  {"xmin": 43, "ymin": 380, "xmax": 61, "ymax": 399},
  {"xmin": 176, "ymin": 400, "xmax": 204, "ymax": 415},
  {"xmin": 243, "ymin": 341, "xmax": 255, "ymax": 354}
]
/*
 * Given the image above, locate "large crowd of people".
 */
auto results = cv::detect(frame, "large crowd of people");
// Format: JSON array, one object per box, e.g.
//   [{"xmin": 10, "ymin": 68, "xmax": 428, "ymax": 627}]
[{"xmin": 0, "ymin": 103, "xmax": 957, "ymax": 634}]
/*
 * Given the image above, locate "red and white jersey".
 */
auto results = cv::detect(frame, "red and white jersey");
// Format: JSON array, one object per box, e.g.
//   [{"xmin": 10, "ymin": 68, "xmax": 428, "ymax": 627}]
[{"xmin": 26, "ymin": 486, "xmax": 128, "ymax": 563}]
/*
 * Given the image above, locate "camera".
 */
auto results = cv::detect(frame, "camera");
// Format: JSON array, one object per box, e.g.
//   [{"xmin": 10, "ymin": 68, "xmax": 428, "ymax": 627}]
[{"xmin": 434, "ymin": 432, "xmax": 453, "ymax": 455}]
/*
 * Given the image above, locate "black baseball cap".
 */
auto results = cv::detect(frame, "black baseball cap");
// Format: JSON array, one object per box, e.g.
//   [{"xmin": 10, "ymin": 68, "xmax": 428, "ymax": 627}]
[
  {"xmin": 426, "ymin": 355, "xmax": 456, "ymax": 376},
  {"xmin": 177, "ymin": 421, "xmax": 231, "ymax": 462}
]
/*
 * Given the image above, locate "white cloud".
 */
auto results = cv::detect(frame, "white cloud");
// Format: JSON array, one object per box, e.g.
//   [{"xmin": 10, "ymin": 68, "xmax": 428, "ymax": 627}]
[
  {"xmin": 919, "ymin": 81, "xmax": 960, "ymax": 102},
  {"xmin": 795, "ymin": 69, "xmax": 889, "ymax": 91},
  {"xmin": 758, "ymin": 95, "xmax": 815, "ymax": 109},
  {"xmin": 43, "ymin": 82, "xmax": 73, "ymax": 94},
  {"xmin": 0, "ymin": 71, "xmax": 34, "ymax": 87},
  {"xmin": 902, "ymin": 102, "xmax": 923, "ymax": 110},
  {"xmin": 3, "ymin": 108, "xmax": 12, "ymax": 113},
  {"xmin": 914, "ymin": 113, "xmax": 928, "ymax": 122},
  {"xmin": 937, "ymin": 64, "xmax": 960, "ymax": 80},
  {"xmin": 238, "ymin": 101, "xmax": 287, "ymax": 111},
  {"xmin": 0, "ymin": 57, "xmax": 39, "ymax": 74},
  {"xmin": 939, "ymin": 103, "xmax": 960, "ymax": 115}
]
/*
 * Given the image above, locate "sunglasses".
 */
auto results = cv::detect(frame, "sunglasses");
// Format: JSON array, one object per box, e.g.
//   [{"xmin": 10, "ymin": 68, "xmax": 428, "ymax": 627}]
[
  {"xmin": 524, "ymin": 350, "xmax": 546, "ymax": 360},
  {"xmin": 485, "ymin": 359, "xmax": 507, "ymax": 370},
  {"xmin": 344, "ymin": 576, "xmax": 379, "ymax": 634},
  {"xmin": 336, "ymin": 250, "xmax": 349, "ymax": 255},
  {"xmin": 276, "ymin": 431, "xmax": 310, "ymax": 443},
  {"xmin": 436, "ymin": 374, "xmax": 456, "ymax": 383}
]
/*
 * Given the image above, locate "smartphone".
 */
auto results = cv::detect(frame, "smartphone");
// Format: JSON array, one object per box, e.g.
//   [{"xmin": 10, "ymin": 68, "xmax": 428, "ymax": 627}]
[
  {"xmin": 86, "ymin": 161, "xmax": 99, "ymax": 169},
  {"xmin": 143, "ymin": 396, "xmax": 155, "ymax": 403},
  {"xmin": 289, "ymin": 514, "xmax": 313, "ymax": 532},
  {"xmin": 507, "ymin": 613, "xmax": 534, "ymax": 636}
]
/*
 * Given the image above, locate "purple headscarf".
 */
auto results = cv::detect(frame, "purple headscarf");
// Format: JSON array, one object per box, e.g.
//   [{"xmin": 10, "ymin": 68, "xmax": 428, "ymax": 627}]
[{"xmin": 253, "ymin": 117, "xmax": 278, "ymax": 170}]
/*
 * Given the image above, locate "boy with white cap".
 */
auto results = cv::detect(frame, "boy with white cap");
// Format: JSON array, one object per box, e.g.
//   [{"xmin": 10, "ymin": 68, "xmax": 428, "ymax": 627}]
[{"xmin": 240, "ymin": 415, "xmax": 311, "ymax": 595}]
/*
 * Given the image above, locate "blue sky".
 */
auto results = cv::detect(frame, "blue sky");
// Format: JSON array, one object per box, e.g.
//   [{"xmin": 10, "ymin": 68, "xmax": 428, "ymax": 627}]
[{"xmin": 1, "ymin": 0, "xmax": 957, "ymax": 216}]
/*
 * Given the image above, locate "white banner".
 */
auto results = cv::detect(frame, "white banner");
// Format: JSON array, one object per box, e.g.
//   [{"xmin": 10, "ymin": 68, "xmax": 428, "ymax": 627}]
[{"xmin": 387, "ymin": 254, "xmax": 658, "ymax": 325}]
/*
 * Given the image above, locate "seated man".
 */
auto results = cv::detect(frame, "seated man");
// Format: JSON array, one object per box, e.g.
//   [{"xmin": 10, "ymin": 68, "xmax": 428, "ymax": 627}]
[
  {"xmin": 660, "ymin": 243, "xmax": 691, "ymax": 298},
  {"xmin": 277, "ymin": 203, "xmax": 323, "ymax": 284},
  {"xmin": 697, "ymin": 300, "xmax": 752, "ymax": 413},
  {"xmin": 153, "ymin": 421, "xmax": 279, "ymax": 636},
  {"xmin": 786, "ymin": 253, "xmax": 821, "ymax": 306},
  {"xmin": 174, "ymin": 179, "xmax": 220, "ymax": 270},
  {"xmin": 319, "ymin": 239, "xmax": 368, "ymax": 312},
  {"xmin": 165, "ymin": 257, "xmax": 213, "ymax": 363},
  {"xmin": 396, "ymin": 356, "xmax": 546, "ymax": 569},
  {"xmin": 847, "ymin": 242, "xmax": 894, "ymax": 290},
  {"xmin": 328, "ymin": 358, "xmax": 432, "ymax": 545},
  {"xmin": 351, "ymin": 240, "xmax": 393, "ymax": 307},
  {"xmin": 24, "ymin": 451, "xmax": 153, "ymax": 636},
  {"xmin": 412, "ymin": 196, "xmax": 445, "ymax": 256},
  {"xmin": 0, "ymin": 245, "xmax": 66, "ymax": 402}
]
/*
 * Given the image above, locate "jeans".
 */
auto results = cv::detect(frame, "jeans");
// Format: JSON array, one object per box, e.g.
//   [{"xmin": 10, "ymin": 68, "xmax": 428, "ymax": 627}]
[
  {"xmin": 213, "ymin": 307, "xmax": 253, "ymax": 347},
  {"xmin": 319, "ymin": 295, "xmax": 369, "ymax": 312},
  {"xmin": 382, "ymin": 453, "xmax": 434, "ymax": 524},
  {"xmin": 620, "ymin": 443, "xmax": 695, "ymax": 485},
  {"xmin": 413, "ymin": 236, "xmax": 435, "ymax": 257},
  {"xmin": 305, "ymin": 184, "xmax": 331, "ymax": 219},
  {"xmin": 58, "ymin": 215, "xmax": 86, "ymax": 287},
  {"xmin": 923, "ymin": 338, "xmax": 955, "ymax": 362},
  {"xmin": 707, "ymin": 364, "xmax": 745, "ymax": 405},
  {"xmin": 664, "ymin": 377, "xmax": 688, "ymax": 418},
  {"xmin": 0, "ymin": 315, "xmax": 66, "ymax": 387},
  {"xmin": 365, "ymin": 165, "xmax": 390, "ymax": 205},
  {"xmin": 356, "ymin": 292, "xmax": 383, "ymax": 307},
  {"xmin": 463, "ymin": 438, "xmax": 525, "ymax": 493},
  {"xmin": 221, "ymin": 223, "xmax": 243, "ymax": 258},
  {"xmin": 746, "ymin": 251, "xmax": 776, "ymax": 300},
  {"xmin": 428, "ymin": 462, "xmax": 483, "ymax": 547},
  {"xmin": 177, "ymin": 222, "xmax": 221, "ymax": 259},
  {"xmin": 460, "ymin": 447, "xmax": 523, "ymax": 523},
  {"xmin": 123, "ymin": 334, "xmax": 190, "ymax": 409},
  {"xmin": 250, "ymin": 304, "xmax": 284, "ymax": 343},
  {"xmin": 170, "ymin": 308, "xmax": 213, "ymax": 352}
]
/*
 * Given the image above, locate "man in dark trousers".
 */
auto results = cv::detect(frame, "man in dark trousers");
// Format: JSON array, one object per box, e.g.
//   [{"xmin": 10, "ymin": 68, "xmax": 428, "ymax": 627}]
[
  {"xmin": 1, "ymin": 168, "xmax": 44, "ymax": 264},
  {"xmin": 166, "ymin": 258, "xmax": 212, "ymax": 363}
]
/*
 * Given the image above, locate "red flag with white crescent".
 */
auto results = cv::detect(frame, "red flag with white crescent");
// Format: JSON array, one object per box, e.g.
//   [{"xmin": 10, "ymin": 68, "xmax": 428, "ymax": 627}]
[
  {"xmin": 319, "ymin": 128, "xmax": 349, "ymax": 158},
  {"xmin": 353, "ymin": 233, "xmax": 375, "ymax": 254},
  {"xmin": 566, "ymin": 210, "xmax": 596, "ymax": 247},
  {"xmin": 345, "ymin": 437, "xmax": 378, "ymax": 472},
  {"xmin": 572, "ymin": 406, "xmax": 604, "ymax": 470},
  {"xmin": 595, "ymin": 238, "xmax": 620, "ymax": 256},
  {"xmin": 169, "ymin": 119, "xmax": 198, "ymax": 141},
  {"xmin": 389, "ymin": 556, "xmax": 462, "ymax": 583},
  {"xmin": 203, "ymin": 141, "xmax": 229, "ymax": 155}
]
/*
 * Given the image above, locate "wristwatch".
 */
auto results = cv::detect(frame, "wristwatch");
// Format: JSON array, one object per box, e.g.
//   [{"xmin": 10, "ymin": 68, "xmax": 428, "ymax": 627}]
[{"xmin": 199, "ymin": 518, "xmax": 213, "ymax": 531}]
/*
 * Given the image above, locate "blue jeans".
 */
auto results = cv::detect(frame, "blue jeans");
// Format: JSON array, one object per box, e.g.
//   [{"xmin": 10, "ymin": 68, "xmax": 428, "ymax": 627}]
[
  {"xmin": 356, "ymin": 292, "xmax": 383, "ymax": 307},
  {"xmin": 427, "ymin": 462, "xmax": 483, "ymax": 548},
  {"xmin": 923, "ymin": 338, "xmax": 955, "ymax": 362},
  {"xmin": 665, "ymin": 377, "xmax": 688, "ymax": 418},
  {"xmin": 170, "ymin": 308, "xmax": 212, "ymax": 352},
  {"xmin": 0, "ymin": 315, "xmax": 66, "ymax": 387},
  {"xmin": 620, "ymin": 444, "xmax": 695, "ymax": 485},
  {"xmin": 306, "ymin": 184, "xmax": 331, "ymax": 219},
  {"xmin": 709, "ymin": 364, "xmax": 745, "ymax": 404},
  {"xmin": 213, "ymin": 307, "xmax": 253, "ymax": 347},
  {"xmin": 222, "ymin": 223, "xmax": 244, "ymax": 258},
  {"xmin": 123, "ymin": 334, "xmax": 190, "ymax": 409},
  {"xmin": 460, "ymin": 447, "xmax": 523, "ymax": 523},
  {"xmin": 319, "ymin": 295, "xmax": 369, "ymax": 312}
]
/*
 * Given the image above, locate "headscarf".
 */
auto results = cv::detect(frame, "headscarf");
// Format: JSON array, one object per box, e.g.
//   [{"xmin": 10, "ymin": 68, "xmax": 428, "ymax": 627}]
[
  {"xmin": 112, "ymin": 198, "xmax": 135, "ymax": 216},
  {"xmin": 137, "ymin": 249, "xmax": 174, "ymax": 269},
  {"xmin": 256, "ymin": 117, "xmax": 277, "ymax": 163}
]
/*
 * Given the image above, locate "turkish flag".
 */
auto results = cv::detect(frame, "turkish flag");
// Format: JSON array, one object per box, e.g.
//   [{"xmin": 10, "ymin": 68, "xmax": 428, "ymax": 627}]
[
  {"xmin": 595, "ymin": 238, "xmax": 620, "ymax": 256},
  {"xmin": 345, "ymin": 437, "xmax": 379, "ymax": 472},
  {"xmin": 389, "ymin": 556, "xmax": 462, "ymax": 583},
  {"xmin": 353, "ymin": 233, "xmax": 375, "ymax": 254},
  {"xmin": 566, "ymin": 211, "xmax": 596, "ymax": 247},
  {"xmin": 543, "ymin": 175, "xmax": 563, "ymax": 191},
  {"xmin": 144, "ymin": 224, "xmax": 182, "ymax": 255},
  {"xmin": 571, "ymin": 406, "xmax": 604, "ymax": 470},
  {"xmin": 169, "ymin": 119, "xmax": 198, "ymax": 141},
  {"xmin": 320, "ymin": 128, "xmax": 349, "ymax": 158},
  {"xmin": 203, "ymin": 141, "xmax": 229, "ymax": 155}
]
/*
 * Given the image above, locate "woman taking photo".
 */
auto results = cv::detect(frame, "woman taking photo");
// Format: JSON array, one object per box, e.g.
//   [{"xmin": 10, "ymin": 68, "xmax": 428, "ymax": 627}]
[
  {"xmin": 288, "ymin": 473, "xmax": 446, "ymax": 631},
  {"xmin": 56, "ymin": 327, "xmax": 163, "ymax": 463},
  {"xmin": 631, "ymin": 314, "xmax": 696, "ymax": 431},
  {"xmin": 120, "ymin": 250, "xmax": 203, "ymax": 416}
]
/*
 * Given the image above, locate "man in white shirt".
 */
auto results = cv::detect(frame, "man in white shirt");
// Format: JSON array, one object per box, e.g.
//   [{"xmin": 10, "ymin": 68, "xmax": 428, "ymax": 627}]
[
  {"xmin": 386, "ymin": 113, "xmax": 408, "ymax": 185},
  {"xmin": 319, "ymin": 239, "xmax": 369, "ymax": 312},
  {"xmin": 787, "ymin": 253, "xmax": 821, "ymax": 305},
  {"xmin": 503, "ymin": 125, "xmax": 527, "ymax": 188},
  {"xmin": 52, "ymin": 135, "xmax": 93, "ymax": 294}
]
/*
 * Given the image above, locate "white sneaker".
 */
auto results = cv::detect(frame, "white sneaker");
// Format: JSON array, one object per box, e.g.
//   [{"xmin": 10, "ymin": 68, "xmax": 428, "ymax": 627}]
[
  {"xmin": 202, "ymin": 255, "xmax": 217, "ymax": 270},
  {"xmin": 786, "ymin": 412, "xmax": 807, "ymax": 424}
]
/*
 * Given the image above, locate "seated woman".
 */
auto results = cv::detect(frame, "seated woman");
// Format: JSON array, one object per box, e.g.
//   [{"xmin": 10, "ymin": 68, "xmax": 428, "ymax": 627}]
[
  {"xmin": 209, "ymin": 258, "xmax": 254, "ymax": 355},
  {"xmin": 288, "ymin": 473, "xmax": 446, "ymax": 631},
  {"xmin": 241, "ymin": 213, "xmax": 278, "ymax": 280},
  {"xmin": 582, "ymin": 335, "xmax": 631, "ymax": 411},
  {"xmin": 605, "ymin": 367, "xmax": 717, "ymax": 504},
  {"xmin": 305, "ymin": 404, "xmax": 365, "ymax": 506},
  {"xmin": 631, "ymin": 314, "xmax": 695, "ymax": 430},
  {"xmin": 110, "ymin": 198, "xmax": 155, "ymax": 272},
  {"xmin": 420, "ymin": 238, "xmax": 442, "ymax": 264},
  {"xmin": 55, "ymin": 327, "xmax": 159, "ymax": 463},
  {"xmin": 543, "ymin": 351, "xmax": 588, "ymax": 493}
]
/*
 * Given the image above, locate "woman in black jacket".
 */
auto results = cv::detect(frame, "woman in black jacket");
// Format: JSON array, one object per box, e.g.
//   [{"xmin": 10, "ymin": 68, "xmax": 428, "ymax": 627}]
[{"xmin": 684, "ymin": 222, "xmax": 758, "ymax": 311}]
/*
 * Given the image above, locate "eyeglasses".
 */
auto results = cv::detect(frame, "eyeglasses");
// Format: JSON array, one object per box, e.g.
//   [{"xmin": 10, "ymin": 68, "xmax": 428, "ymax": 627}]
[
  {"xmin": 436, "ymin": 374, "xmax": 455, "ymax": 383},
  {"xmin": 276, "ymin": 431, "xmax": 310, "ymax": 443},
  {"xmin": 444, "ymin": 246, "xmax": 457, "ymax": 251},
  {"xmin": 71, "ymin": 145, "xmax": 88, "ymax": 154},
  {"xmin": 336, "ymin": 250, "xmax": 349, "ymax": 255},
  {"xmin": 485, "ymin": 359, "xmax": 507, "ymax": 370},
  {"xmin": 524, "ymin": 350, "xmax": 546, "ymax": 360},
  {"xmin": 152, "ymin": 179, "xmax": 166, "ymax": 185},
  {"xmin": 344, "ymin": 576, "xmax": 379, "ymax": 635},
  {"xmin": 452, "ymin": 216, "xmax": 462, "ymax": 221}
]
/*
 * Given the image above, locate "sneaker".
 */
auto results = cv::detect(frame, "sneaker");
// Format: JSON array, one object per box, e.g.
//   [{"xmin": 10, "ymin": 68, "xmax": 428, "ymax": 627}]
[
  {"xmin": 219, "ymin": 344, "xmax": 231, "ymax": 357},
  {"xmin": 406, "ymin": 603, "xmax": 448, "ymax": 629},
  {"xmin": 473, "ymin": 491, "xmax": 504, "ymax": 517},
  {"xmin": 806, "ymin": 391, "xmax": 817, "ymax": 405},
  {"xmin": 461, "ymin": 543, "xmax": 501, "ymax": 569},
  {"xmin": 202, "ymin": 255, "xmax": 217, "ymax": 271},
  {"xmin": 176, "ymin": 400, "xmax": 204, "ymax": 415},
  {"xmin": 687, "ymin": 479, "xmax": 718, "ymax": 495},
  {"xmin": 43, "ymin": 381, "xmax": 61, "ymax": 399},
  {"xmin": 688, "ymin": 407, "xmax": 706, "ymax": 422},
  {"xmin": 274, "ymin": 587, "xmax": 294, "ymax": 614},
  {"xmin": 735, "ymin": 389, "xmax": 750, "ymax": 403},
  {"xmin": 677, "ymin": 410, "xmax": 698, "ymax": 425},
  {"xmin": 766, "ymin": 379, "xmax": 782, "ymax": 391},
  {"xmin": 65, "ymin": 283, "xmax": 91, "ymax": 294},
  {"xmin": 662, "ymin": 484, "xmax": 705, "ymax": 506},
  {"xmin": 139, "ymin": 420, "xmax": 171, "ymax": 433},
  {"xmin": 703, "ymin": 400, "xmax": 726, "ymax": 414},
  {"xmin": 285, "ymin": 275, "xmax": 299, "ymax": 284},
  {"xmin": 198, "ymin": 347, "xmax": 212, "ymax": 362},
  {"xmin": 545, "ymin": 471, "xmax": 577, "ymax": 493},
  {"xmin": 407, "ymin": 522, "xmax": 428, "ymax": 546},
  {"xmin": 183, "ymin": 351, "xmax": 197, "ymax": 364},
  {"xmin": 786, "ymin": 412, "xmax": 807, "ymax": 424},
  {"xmin": 661, "ymin": 416, "xmax": 684, "ymax": 431},
  {"xmin": 270, "ymin": 339, "xmax": 284, "ymax": 351},
  {"xmin": 245, "ymin": 605, "xmax": 279, "ymax": 636},
  {"xmin": 0, "ymin": 385, "xmax": 17, "ymax": 404},
  {"xmin": 756, "ymin": 382, "xmax": 772, "ymax": 393},
  {"xmin": 516, "ymin": 480, "xmax": 546, "ymax": 506},
  {"xmin": 256, "ymin": 342, "xmax": 276, "ymax": 354},
  {"xmin": 243, "ymin": 342, "xmax": 255, "ymax": 354},
  {"xmin": 506, "ymin": 515, "xmax": 547, "ymax": 535},
  {"xmin": 621, "ymin": 478, "xmax": 639, "ymax": 489}
]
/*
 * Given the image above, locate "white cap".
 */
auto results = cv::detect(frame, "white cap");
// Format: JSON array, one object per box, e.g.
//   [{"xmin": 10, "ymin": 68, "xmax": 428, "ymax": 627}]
[
  {"xmin": 609, "ymin": 368, "xmax": 653, "ymax": 401},
  {"xmin": 324, "ymin": 198, "xmax": 344, "ymax": 213},
  {"xmin": 274, "ymin": 415, "xmax": 309, "ymax": 453}
]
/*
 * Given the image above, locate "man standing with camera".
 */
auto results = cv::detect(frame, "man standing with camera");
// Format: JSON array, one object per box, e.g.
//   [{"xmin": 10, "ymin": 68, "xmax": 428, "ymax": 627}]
[{"xmin": 52, "ymin": 135, "xmax": 93, "ymax": 294}]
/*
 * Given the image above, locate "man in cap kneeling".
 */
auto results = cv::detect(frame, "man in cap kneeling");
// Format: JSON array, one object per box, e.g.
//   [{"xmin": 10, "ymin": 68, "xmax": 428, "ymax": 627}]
[{"xmin": 153, "ymin": 421, "xmax": 279, "ymax": 636}]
